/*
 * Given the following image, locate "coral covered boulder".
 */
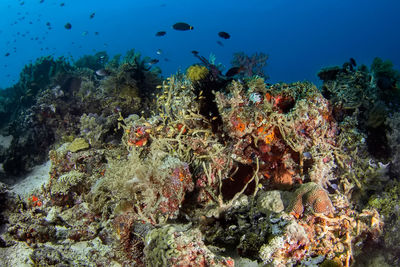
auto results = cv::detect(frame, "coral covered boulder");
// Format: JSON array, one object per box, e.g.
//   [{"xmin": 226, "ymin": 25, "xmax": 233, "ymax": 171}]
[
  {"xmin": 144, "ymin": 224, "xmax": 234, "ymax": 267},
  {"xmin": 287, "ymin": 182, "xmax": 334, "ymax": 217}
]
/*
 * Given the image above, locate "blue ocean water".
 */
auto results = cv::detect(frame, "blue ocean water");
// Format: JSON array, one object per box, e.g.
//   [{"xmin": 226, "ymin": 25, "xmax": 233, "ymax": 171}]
[{"xmin": 0, "ymin": 0, "xmax": 399, "ymax": 88}]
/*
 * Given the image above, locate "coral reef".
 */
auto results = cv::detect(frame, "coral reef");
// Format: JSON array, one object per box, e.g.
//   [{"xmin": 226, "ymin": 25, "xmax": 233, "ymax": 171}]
[
  {"xmin": 0, "ymin": 49, "xmax": 161, "ymax": 176},
  {"xmin": 186, "ymin": 64, "xmax": 210, "ymax": 82},
  {"xmin": 74, "ymin": 51, "xmax": 108, "ymax": 71},
  {"xmin": 1, "ymin": 55, "xmax": 399, "ymax": 266},
  {"xmin": 144, "ymin": 224, "xmax": 234, "ymax": 267},
  {"xmin": 67, "ymin": 137, "xmax": 89, "ymax": 153},
  {"xmin": 287, "ymin": 182, "xmax": 334, "ymax": 217},
  {"xmin": 387, "ymin": 112, "xmax": 400, "ymax": 177},
  {"xmin": 231, "ymin": 52, "xmax": 269, "ymax": 78}
]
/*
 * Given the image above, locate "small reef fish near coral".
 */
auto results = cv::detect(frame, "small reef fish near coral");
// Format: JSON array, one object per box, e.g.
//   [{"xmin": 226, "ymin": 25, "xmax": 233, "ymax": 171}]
[{"xmin": 0, "ymin": 1, "xmax": 400, "ymax": 267}]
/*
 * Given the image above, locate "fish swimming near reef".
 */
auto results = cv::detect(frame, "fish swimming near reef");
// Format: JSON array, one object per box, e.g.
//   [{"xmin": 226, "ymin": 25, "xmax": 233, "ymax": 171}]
[
  {"xmin": 90, "ymin": 12, "xmax": 95, "ymax": 19},
  {"xmin": 64, "ymin": 22, "xmax": 72, "ymax": 30},
  {"xmin": 216, "ymin": 40, "xmax": 224, "ymax": 47},
  {"xmin": 349, "ymin": 57, "xmax": 357, "ymax": 66},
  {"xmin": 155, "ymin": 31, "xmax": 166, "ymax": 37},
  {"xmin": 191, "ymin": 50, "xmax": 199, "ymax": 55},
  {"xmin": 218, "ymin": 31, "xmax": 230, "ymax": 39},
  {"xmin": 225, "ymin": 66, "xmax": 244, "ymax": 77},
  {"xmin": 156, "ymin": 49, "xmax": 162, "ymax": 55},
  {"xmin": 95, "ymin": 69, "xmax": 111, "ymax": 76},
  {"xmin": 147, "ymin": 59, "xmax": 159, "ymax": 66},
  {"xmin": 172, "ymin": 22, "xmax": 193, "ymax": 31}
]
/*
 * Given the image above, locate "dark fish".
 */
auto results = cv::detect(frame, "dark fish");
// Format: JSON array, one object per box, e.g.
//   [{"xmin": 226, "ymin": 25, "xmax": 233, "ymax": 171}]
[
  {"xmin": 90, "ymin": 13, "xmax": 95, "ymax": 19},
  {"xmin": 218, "ymin": 31, "xmax": 230, "ymax": 39},
  {"xmin": 46, "ymin": 22, "xmax": 50, "ymax": 26},
  {"xmin": 64, "ymin": 22, "xmax": 72, "ymax": 30},
  {"xmin": 60, "ymin": 3, "xmax": 65, "ymax": 6},
  {"xmin": 216, "ymin": 41, "xmax": 224, "ymax": 47},
  {"xmin": 191, "ymin": 50, "xmax": 199, "ymax": 55},
  {"xmin": 155, "ymin": 31, "xmax": 166, "ymax": 37},
  {"xmin": 225, "ymin": 66, "xmax": 244, "ymax": 77},
  {"xmin": 5, "ymin": 52, "xmax": 10, "ymax": 57},
  {"xmin": 148, "ymin": 59, "xmax": 159, "ymax": 65},
  {"xmin": 172, "ymin": 22, "xmax": 193, "ymax": 31},
  {"xmin": 96, "ymin": 69, "xmax": 111, "ymax": 76},
  {"xmin": 94, "ymin": 31, "xmax": 99, "ymax": 35},
  {"xmin": 143, "ymin": 59, "xmax": 159, "ymax": 70},
  {"xmin": 349, "ymin": 58, "xmax": 357, "ymax": 66}
]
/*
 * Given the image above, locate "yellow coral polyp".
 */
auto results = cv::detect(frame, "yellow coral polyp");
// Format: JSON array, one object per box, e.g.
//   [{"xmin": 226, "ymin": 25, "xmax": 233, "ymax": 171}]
[{"xmin": 186, "ymin": 65, "xmax": 209, "ymax": 82}]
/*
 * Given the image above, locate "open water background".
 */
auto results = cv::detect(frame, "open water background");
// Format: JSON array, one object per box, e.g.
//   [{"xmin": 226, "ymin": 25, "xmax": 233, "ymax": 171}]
[{"xmin": 0, "ymin": 0, "xmax": 399, "ymax": 88}]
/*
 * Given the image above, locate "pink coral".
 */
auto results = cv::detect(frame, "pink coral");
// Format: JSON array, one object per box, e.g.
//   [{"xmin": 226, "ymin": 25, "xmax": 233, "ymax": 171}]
[
  {"xmin": 288, "ymin": 182, "xmax": 334, "ymax": 218},
  {"xmin": 159, "ymin": 163, "xmax": 194, "ymax": 216}
]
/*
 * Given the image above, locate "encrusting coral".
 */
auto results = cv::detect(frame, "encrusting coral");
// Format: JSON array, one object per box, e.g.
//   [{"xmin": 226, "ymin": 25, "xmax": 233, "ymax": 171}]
[
  {"xmin": 67, "ymin": 137, "xmax": 89, "ymax": 153},
  {"xmin": 144, "ymin": 224, "xmax": 234, "ymax": 267},
  {"xmin": 287, "ymin": 182, "xmax": 334, "ymax": 217}
]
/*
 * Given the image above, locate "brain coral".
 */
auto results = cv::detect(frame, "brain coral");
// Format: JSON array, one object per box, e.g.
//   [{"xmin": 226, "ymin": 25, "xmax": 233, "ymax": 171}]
[{"xmin": 287, "ymin": 182, "xmax": 334, "ymax": 217}]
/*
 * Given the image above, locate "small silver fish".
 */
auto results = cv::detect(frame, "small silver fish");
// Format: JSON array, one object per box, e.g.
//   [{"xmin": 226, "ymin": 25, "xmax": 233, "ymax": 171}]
[
  {"xmin": 146, "ymin": 59, "xmax": 159, "ymax": 66},
  {"xmin": 95, "ymin": 69, "xmax": 110, "ymax": 76},
  {"xmin": 156, "ymin": 49, "xmax": 162, "ymax": 55}
]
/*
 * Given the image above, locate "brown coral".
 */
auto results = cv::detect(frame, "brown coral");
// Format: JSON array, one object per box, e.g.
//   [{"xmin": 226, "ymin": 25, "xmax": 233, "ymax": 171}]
[{"xmin": 288, "ymin": 182, "xmax": 334, "ymax": 217}]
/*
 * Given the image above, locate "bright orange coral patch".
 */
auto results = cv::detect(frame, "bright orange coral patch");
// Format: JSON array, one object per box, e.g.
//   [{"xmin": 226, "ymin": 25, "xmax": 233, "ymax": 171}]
[
  {"xmin": 257, "ymin": 126, "xmax": 275, "ymax": 144},
  {"xmin": 178, "ymin": 171, "xmax": 185, "ymax": 182},
  {"xmin": 28, "ymin": 195, "xmax": 42, "ymax": 207},
  {"xmin": 231, "ymin": 117, "xmax": 246, "ymax": 133},
  {"xmin": 236, "ymin": 122, "xmax": 246, "ymax": 132},
  {"xmin": 264, "ymin": 131, "xmax": 275, "ymax": 144},
  {"xmin": 176, "ymin": 123, "xmax": 187, "ymax": 134},
  {"xmin": 265, "ymin": 92, "xmax": 272, "ymax": 102}
]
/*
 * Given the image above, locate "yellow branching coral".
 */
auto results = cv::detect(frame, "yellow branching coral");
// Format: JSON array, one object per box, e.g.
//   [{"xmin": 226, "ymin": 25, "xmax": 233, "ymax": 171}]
[{"xmin": 186, "ymin": 64, "xmax": 209, "ymax": 82}]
